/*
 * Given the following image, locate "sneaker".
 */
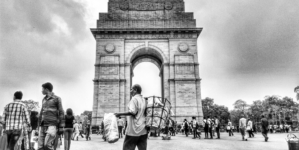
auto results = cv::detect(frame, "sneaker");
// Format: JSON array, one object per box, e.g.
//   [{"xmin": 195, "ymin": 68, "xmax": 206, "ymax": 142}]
[
  {"xmin": 245, "ymin": 139, "xmax": 248, "ymax": 141},
  {"xmin": 265, "ymin": 137, "xmax": 268, "ymax": 142}
]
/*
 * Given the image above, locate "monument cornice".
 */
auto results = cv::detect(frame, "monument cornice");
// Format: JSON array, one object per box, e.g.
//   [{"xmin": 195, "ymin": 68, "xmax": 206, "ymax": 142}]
[
  {"xmin": 168, "ymin": 78, "xmax": 202, "ymax": 82},
  {"xmin": 91, "ymin": 28, "xmax": 202, "ymax": 39},
  {"xmin": 93, "ymin": 79, "xmax": 126, "ymax": 83}
]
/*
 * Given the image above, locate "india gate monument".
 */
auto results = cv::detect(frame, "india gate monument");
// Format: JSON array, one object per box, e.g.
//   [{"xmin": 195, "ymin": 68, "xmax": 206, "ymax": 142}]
[{"xmin": 91, "ymin": 0, "xmax": 203, "ymax": 125}]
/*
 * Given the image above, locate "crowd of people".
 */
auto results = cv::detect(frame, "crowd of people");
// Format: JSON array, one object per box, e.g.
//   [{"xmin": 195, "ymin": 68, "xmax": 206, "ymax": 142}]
[
  {"xmin": 0, "ymin": 83, "xmax": 296, "ymax": 150},
  {"xmin": 0, "ymin": 82, "xmax": 91, "ymax": 150}
]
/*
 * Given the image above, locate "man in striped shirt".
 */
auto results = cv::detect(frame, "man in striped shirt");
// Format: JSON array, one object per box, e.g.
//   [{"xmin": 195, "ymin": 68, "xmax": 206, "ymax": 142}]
[{"xmin": 1, "ymin": 91, "xmax": 31, "ymax": 150}]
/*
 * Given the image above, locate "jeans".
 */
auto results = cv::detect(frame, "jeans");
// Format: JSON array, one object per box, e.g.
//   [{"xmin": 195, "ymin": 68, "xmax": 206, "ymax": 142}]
[
  {"xmin": 6, "ymin": 130, "xmax": 21, "ymax": 150},
  {"xmin": 229, "ymin": 129, "xmax": 234, "ymax": 136},
  {"xmin": 123, "ymin": 134, "xmax": 147, "ymax": 150},
  {"xmin": 209, "ymin": 128, "xmax": 213, "ymax": 139},
  {"xmin": 38, "ymin": 126, "xmax": 57, "ymax": 150},
  {"xmin": 215, "ymin": 127, "xmax": 220, "ymax": 138},
  {"xmin": 64, "ymin": 128, "xmax": 73, "ymax": 150},
  {"xmin": 193, "ymin": 128, "xmax": 197, "ymax": 138},
  {"xmin": 85, "ymin": 129, "xmax": 90, "ymax": 140},
  {"xmin": 118, "ymin": 126, "xmax": 123, "ymax": 138}
]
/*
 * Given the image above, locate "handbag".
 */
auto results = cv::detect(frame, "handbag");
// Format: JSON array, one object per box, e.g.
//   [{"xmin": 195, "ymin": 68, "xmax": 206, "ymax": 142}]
[
  {"xmin": 0, "ymin": 131, "xmax": 8, "ymax": 150},
  {"xmin": 226, "ymin": 126, "xmax": 231, "ymax": 130},
  {"xmin": 246, "ymin": 126, "xmax": 252, "ymax": 131}
]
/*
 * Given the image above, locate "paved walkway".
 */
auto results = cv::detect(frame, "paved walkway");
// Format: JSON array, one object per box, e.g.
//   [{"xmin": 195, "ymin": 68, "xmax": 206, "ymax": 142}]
[{"xmin": 66, "ymin": 132, "xmax": 298, "ymax": 150}]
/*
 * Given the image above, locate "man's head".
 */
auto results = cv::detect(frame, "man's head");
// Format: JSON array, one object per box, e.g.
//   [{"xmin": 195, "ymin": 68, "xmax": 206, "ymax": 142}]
[
  {"xmin": 261, "ymin": 115, "xmax": 265, "ymax": 118},
  {"xmin": 119, "ymin": 117, "xmax": 121, "ymax": 119},
  {"xmin": 80, "ymin": 122, "xmax": 82, "ymax": 124},
  {"xmin": 192, "ymin": 117, "xmax": 196, "ymax": 120},
  {"xmin": 13, "ymin": 91, "xmax": 23, "ymax": 100},
  {"xmin": 42, "ymin": 82, "xmax": 53, "ymax": 95},
  {"xmin": 207, "ymin": 116, "xmax": 210, "ymax": 119},
  {"xmin": 131, "ymin": 84, "xmax": 142, "ymax": 96},
  {"xmin": 214, "ymin": 116, "xmax": 218, "ymax": 119}
]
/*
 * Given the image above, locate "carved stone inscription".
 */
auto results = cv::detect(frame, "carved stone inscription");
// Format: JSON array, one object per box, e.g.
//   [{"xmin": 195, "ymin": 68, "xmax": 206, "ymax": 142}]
[
  {"xmin": 100, "ymin": 66, "xmax": 118, "ymax": 75},
  {"xmin": 175, "ymin": 56, "xmax": 194, "ymax": 63},
  {"xmin": 98, "ymin": 82, "xmax": 119, "ymax": 107},
  {"xmin": 175, "ymin": 81, "xmax": 196, "ymax": 107},
  {"xmin": 175, "ymin": 65, "xmax": 194, "ymax": 74},
  {"xmin": 100, "ymin": 56, "xmax": 119, "ymax": 64}
]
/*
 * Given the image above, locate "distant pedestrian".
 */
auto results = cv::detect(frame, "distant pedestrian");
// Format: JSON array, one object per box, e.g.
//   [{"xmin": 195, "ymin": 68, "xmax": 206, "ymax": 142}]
[
  {"xmin": 239, "ymin": 114, "xmax": 248, "ymax": 141},
  {"xmin": 247, "ymin": 118, "xmax": 254, "ymax": 138},
  {"xmin": 207, "ymin": 116, "xmax": 213, "ymax": 139},
  {"xmin": 79, "ymin": 122, "xmax": 85, "ymax": 138},
  {"xmin": 38, "ymin": 82, "xmax": 65, "ymax": 150},
  {"xmin": 214, "ymin": 116, "xmax": 220, "ymax": 139},
  {"xmin": 64, "ymin": 108, "xmax": 75, "ymax": 150},
  {"xmin": 85, "ymin": 120, "xmax": 91, "ymax": 141},
  {"xmin": 191, "ymin": 117, "xmax": 199, "ymax": 139},
  {"xmin": 183, "ymin": 119, "xmax": 189, "ymax": 137},
  {"xmin": 203, "ymin": 117, "xmax": 209, "ymax": 139},
  {"xmin": 1, "ymin": 91, "xmax": 31, "ymax": 150},
  {"xmin": 261, "ymin": 115, "xmax": 269, "ymax": 142},
  {"xmin": 117, "ymin": 117, "xmax": 124, "ymax": 138},
  {"xmin": 227, "ymin": 119, "xmax": 234, "ymax": 136},
  {"xmin": 115, "ymin": 84, "xmax": 147, "ymax": 150},
  {"xmin": 73, "ymin": 122, "xmax": 80, "ymax": 141}
]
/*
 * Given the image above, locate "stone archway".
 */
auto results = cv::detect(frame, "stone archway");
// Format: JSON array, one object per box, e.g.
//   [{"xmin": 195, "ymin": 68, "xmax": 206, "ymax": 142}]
[{"xmin": 91, "ymin": 0, "xmax": 204, "ymax": 125}]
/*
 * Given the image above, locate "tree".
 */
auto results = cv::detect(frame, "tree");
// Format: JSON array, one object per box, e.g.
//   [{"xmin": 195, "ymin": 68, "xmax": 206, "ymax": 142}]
[
  {"xmin": 22, "ymin": 100, "xmax": 39, "ymax": 112},
  {"xmin": 202, "ymin": 97, "xmax": 230, "ymax": 124},
  {"xmin": 233, "ymin": 99, "xmax": 248, "ymax": 112},
  {"xmin": 81, "ymin": 110, "xmax": 92, "ymax": 121}
]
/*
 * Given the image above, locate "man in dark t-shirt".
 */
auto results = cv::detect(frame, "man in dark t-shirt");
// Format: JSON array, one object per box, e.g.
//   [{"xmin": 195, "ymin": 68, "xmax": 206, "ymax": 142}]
[{"xmin": 261, "ymin": 115, "xmax": 269, "ymax": 142}]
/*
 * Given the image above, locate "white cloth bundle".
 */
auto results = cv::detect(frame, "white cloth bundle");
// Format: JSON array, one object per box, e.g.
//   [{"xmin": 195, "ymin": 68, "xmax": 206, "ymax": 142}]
[{"xmin": 104, "ymin": 113, "xmax": 119, "ymax": 143}]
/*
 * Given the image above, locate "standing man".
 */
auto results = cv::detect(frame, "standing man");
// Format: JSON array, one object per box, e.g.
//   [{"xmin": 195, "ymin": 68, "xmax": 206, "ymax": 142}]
[
  {"xmin": 239, "ymin": 114, "xmax": 248, "ymax": 141},
  {"xmin": 214, "ymin": 116, "xmax": 220, "ymax": 139},
  {"xmin": 85, "ymin": 120, "xmax": 91, "ymax": 141},
  {"xmin": 1, "ymin": 91, "xmax": 31, "ymax": 150},
  {"xmin": 207, "ymin": 116, "xmax": 213, "ymax": 139},
  {"xmin": 115, "ymin": 84, "xmax": 147, "ymax": 150},
  {"xmin": 203, "ymin": 117, "xmax": 209, "ymax": 139},
  {"xmin": 38, "ymin": 82, "xmax": 65, "ymax": 150},
  {"xmin": 191, "ymin": 117, "xmax": 198, "ymax": 139},
  {"xmin": 261, "ymin": 115, "xmax": 269, "ymax": 142},
  {"xmin": 117, "ymin": 117, "xmax": 124, "ymax": 138},
  {"xmin": 78, "ymin": 122, "xmax": 85, "ymax": 138}
]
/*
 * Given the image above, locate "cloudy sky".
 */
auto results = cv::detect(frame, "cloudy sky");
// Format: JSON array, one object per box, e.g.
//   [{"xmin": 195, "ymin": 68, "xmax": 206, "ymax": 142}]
[{"xmin": 0, "ymin": 0, "xmax": 298, "ymax": 115}]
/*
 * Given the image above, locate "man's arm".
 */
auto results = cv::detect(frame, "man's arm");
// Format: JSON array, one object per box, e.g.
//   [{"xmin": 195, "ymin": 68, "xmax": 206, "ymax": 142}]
[
  {"xmin": 57, "ymin": 97, "xmax": 65, "ymax": 128},
  {"xmin": 115, "ymin": 98, "xmax": 137, "ymax": 117},
  {"xmin": 1, "ymin": 105, "xmax": 7, "ymax": 128},
  {"xmin": 23, "ymin": 105, "xmax": 31, "ymax": 127}
]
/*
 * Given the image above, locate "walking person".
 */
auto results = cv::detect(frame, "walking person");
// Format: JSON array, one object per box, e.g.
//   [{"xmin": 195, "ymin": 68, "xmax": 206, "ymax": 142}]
[
  {"xmin": 85, "ymin": 120, "xmax": 91, "ymax": 141},
  {"xmin": 73, "ymin": 122, "xmax": 80, "ymax": 141},
  {"xmin": 1, "ymin": 91, "xmax": 31, "ymax": 150},
  {"xmin": 247, "ymin": 118, "xmax": 254, "ymax": 138},
  {"xmin": 115, "ymin": 84, "xmax": 148, "ymax": 150},
  {"xmin": 191, "ymin": 117, "xmax": 198, "ymax": 139},
  {"xmin": 203, "ymin": 117, "xmax": 209, "ymax": 139},
  {"xmin": 78, "ymin": 122, "xmax": 85, "ymax": 138},
  {"xmin": 117, "ymin": 117, "xmax": 124, "ymax": 138},
  {"xmin": 239, "ymin": 114, "xmax": 248, "ymax": 141},
  {"xmin": 30, "ymin": 111, "xmax": 39, "ymax": 150},
  {"xmin": 214, "ymin": 116, "xmax": 220, "ymax": 139},
  {"xmin": 227, "ymin": 119, "xmax": 234, "ymax": 136},
  {"xmin": 38, "ymin": 82, "xmax": 65, "ymax": 150},
  {"xmin": 261, "ymin": 115, "xmax": 269, "ymax": 142},
  {"xmin": 183, "ymin": 119, "xmax": 189, "ymax": 137},
  {"xmin": 207, "ymin": 116, "xmax": 213, "ymax": 139},
  {"xmin": 64, "ymin": 108, "xmax": 74, "ymax": 150}
]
